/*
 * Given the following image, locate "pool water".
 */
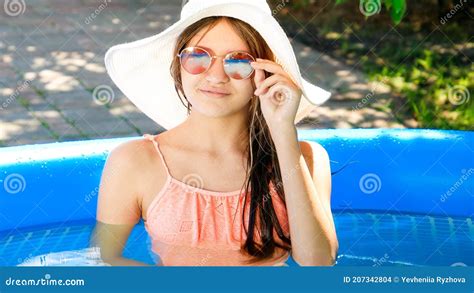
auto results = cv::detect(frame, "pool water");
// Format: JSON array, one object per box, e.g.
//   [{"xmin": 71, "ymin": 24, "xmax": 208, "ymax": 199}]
[{"xmin": 1, "ymin": 212, "xmax": 472, "ymax": 266}]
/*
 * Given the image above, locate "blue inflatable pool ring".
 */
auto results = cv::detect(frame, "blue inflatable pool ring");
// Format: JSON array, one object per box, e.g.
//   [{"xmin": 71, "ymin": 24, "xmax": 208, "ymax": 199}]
[{"xmin": 0, "ymin": 129, "xmax": 472, "ymax": 266}]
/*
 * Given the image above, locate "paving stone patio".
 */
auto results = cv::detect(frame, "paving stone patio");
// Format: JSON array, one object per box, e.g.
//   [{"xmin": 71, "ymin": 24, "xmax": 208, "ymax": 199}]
[{"xmin": 0, "ymin": 0, "xmax": 408, "ymax": 147}]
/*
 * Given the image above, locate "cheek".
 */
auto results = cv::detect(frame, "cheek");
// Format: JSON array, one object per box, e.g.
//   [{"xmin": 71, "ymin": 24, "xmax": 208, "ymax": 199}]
[
  {"xmin": 181, "ymin": 71, "xmax": 200, "ymax": 97},
  {"xmin": 233, "ymin": 80, "xmax": 255, "ymax": 101}
]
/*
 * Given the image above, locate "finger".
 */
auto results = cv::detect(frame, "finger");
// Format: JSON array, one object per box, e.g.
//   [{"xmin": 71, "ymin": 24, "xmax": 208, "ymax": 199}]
[
  {"xmin": 253, "ymin": 67, "xmax": 265, "ymax": 88},
  {"xmin": 256, "ymin": 58, "xmax": 281, "ymax": 66},
  {"xmin": 254, "ymin": 74, "xmax": 285, "ymax": 96},
  {"xmin": 262, "ymin": 82, "xmax": 294, "ymax": 104},
  {"xmin": 251, "ymin": 60, "xmax": 285, "ymax": 75},
  {"xmin": 255, "ymin": 59, "xmax": 297, "ymax": 85},
  {"xmin": 255, "ymin": 58, "xmax": 274, "ymax": 64}
]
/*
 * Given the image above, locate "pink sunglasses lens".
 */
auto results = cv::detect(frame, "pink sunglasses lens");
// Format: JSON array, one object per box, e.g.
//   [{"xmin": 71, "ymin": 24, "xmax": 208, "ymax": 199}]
[
  {"xmin": 224, "ymin": 52, "xmax": 254, "ymax": 79},
  {"xmin": 180, "ymin": 47, "xmax": 211, "ymax": 75}
]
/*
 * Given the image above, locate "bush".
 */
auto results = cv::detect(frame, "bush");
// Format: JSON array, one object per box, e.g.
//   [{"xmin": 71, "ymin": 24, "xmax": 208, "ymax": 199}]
[{"xmin": 270, "ymin": 0, "xmax": 473, "ymax": 129}]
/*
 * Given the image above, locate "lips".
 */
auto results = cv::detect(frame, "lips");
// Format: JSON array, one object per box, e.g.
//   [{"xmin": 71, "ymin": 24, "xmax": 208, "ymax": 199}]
[
  {"xmin": 199, "ymin": 88, "xmax": 230, "ymax": 97},
  {"xmin": 199, "ymin": 88, "xmax": 230, "ymax": 95}
]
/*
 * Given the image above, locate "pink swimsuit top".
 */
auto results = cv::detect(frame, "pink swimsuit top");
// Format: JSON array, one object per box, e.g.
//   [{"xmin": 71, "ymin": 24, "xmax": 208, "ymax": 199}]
[{"xmin": 142, "ymin": 134, "xmax": 291, "ymax": 266}]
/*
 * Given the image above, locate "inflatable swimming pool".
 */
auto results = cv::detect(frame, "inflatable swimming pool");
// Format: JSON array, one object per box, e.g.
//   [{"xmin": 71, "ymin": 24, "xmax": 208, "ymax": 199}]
[{"xmin": 0, "ymin": 129, "xmax": 472, "ymax": 266}]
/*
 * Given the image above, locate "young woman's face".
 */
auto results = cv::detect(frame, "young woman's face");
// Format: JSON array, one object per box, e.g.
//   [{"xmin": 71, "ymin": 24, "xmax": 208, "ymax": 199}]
[{"xmin": 181, "ymin": 20, "xmax": 255, "ymax": 118}]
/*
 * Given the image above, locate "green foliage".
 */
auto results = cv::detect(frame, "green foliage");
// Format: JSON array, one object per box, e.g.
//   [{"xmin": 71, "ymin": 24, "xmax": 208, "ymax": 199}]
[
  {"xmin": 386, "ymin": 0, "xmax": 406, "ymax": 24},
  {"xmin": 336, "ymin": 0, "xmax": 407, "ymax": 24},
  {"xmin": 337, "ymin": 29, "xmax": 473, "ymax": 130},
  {"xmin": 270, "ymin": 0, "xmax": 472, "ymax": 129},
  {"xmin": 287, "ymin": 0, "xmax": 313, "ymax": 10}
]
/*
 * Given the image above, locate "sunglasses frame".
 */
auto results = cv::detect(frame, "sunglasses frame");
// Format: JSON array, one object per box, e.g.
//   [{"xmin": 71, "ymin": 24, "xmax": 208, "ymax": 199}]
[{"xmin": 177, "ymin": 46, "xmax": 256, "ymax": 80}]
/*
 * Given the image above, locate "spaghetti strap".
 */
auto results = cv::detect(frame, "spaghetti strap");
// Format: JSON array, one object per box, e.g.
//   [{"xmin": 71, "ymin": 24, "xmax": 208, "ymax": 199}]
[{"xmin": 143, "ymin": 134, "xmax": 171, "ymax": 177}]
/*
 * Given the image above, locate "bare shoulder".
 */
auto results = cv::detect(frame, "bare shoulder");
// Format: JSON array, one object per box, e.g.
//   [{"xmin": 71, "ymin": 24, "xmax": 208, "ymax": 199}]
[
  {"xmin": 96, "ymin": 136, "xmax": 162, "ymax": 225},
  {"xmin": 101, "ymin": 136, "xmax": 168, "ymax": 200},
  {"xmin": 299, "ymin": 140, "xmax": 330, "ymax": 167},
  {"xmin": 104, "ymin": 136, "xmax": 166, "ymax": 190},
  {"xmin": 107, "ymin": 137, "xmax": 157, "ymax": 170},
  {"xmin": 298, "ymin": 140, "xmax": 332, "ymax": 200}
]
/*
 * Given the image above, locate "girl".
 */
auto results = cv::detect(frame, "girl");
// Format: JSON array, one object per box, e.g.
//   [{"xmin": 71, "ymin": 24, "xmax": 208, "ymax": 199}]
[{"xmin": 93, "ymin": 0, "xmax": 338, "ymax": 266}]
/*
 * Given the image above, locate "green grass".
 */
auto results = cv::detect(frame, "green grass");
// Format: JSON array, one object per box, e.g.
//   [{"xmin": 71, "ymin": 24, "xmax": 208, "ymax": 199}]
[{"xmin": 335, "ymin": 25, "xmax": 473, "ymax": 130}]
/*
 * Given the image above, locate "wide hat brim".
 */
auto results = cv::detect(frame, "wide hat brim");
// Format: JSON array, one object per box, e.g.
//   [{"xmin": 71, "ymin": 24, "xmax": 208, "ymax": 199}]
[{"xmin": 105, "ymin": 2, "xmax": 331, "ymax": 130}]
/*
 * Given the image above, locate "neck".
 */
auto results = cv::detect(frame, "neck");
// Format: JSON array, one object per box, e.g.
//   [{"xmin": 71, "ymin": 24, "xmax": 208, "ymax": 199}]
[{"xmin": 178, "ymin": 111, "xmax": 249, "ymax": 156}]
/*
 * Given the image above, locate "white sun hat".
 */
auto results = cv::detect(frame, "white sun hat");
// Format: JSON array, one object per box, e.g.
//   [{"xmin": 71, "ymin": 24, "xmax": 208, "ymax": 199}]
[{"xmin": 104, "ymin": 0, "xmax": 331, "ymax": 130}]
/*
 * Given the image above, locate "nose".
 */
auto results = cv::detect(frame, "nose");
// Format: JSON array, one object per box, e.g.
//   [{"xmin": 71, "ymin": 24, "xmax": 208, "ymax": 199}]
[{"xmin": 205, "ymin": 57, "xmax": 229, "ymax": 83}]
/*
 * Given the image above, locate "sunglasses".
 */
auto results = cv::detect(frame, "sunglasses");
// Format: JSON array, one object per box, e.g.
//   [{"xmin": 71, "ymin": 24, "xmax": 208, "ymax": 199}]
[{"xmin": 177, "ymin": 46, "xmax": 256, "ymax": 80}]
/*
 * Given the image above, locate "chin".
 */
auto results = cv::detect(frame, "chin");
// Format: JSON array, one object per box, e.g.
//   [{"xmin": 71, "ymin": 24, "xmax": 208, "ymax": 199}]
[
  {"xmin": 193, "ymin": 107, "xmax": 233, "ymax": 118},
  {"xmin": 187, "ymin": 92, "xmax": 251, "ymax": 115}
]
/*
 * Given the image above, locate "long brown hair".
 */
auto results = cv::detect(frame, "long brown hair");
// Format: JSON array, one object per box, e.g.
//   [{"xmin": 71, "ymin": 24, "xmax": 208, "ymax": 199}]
[{"xmin": 170, "ymin": 16, "xmax": 291, "ymax": 263}]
